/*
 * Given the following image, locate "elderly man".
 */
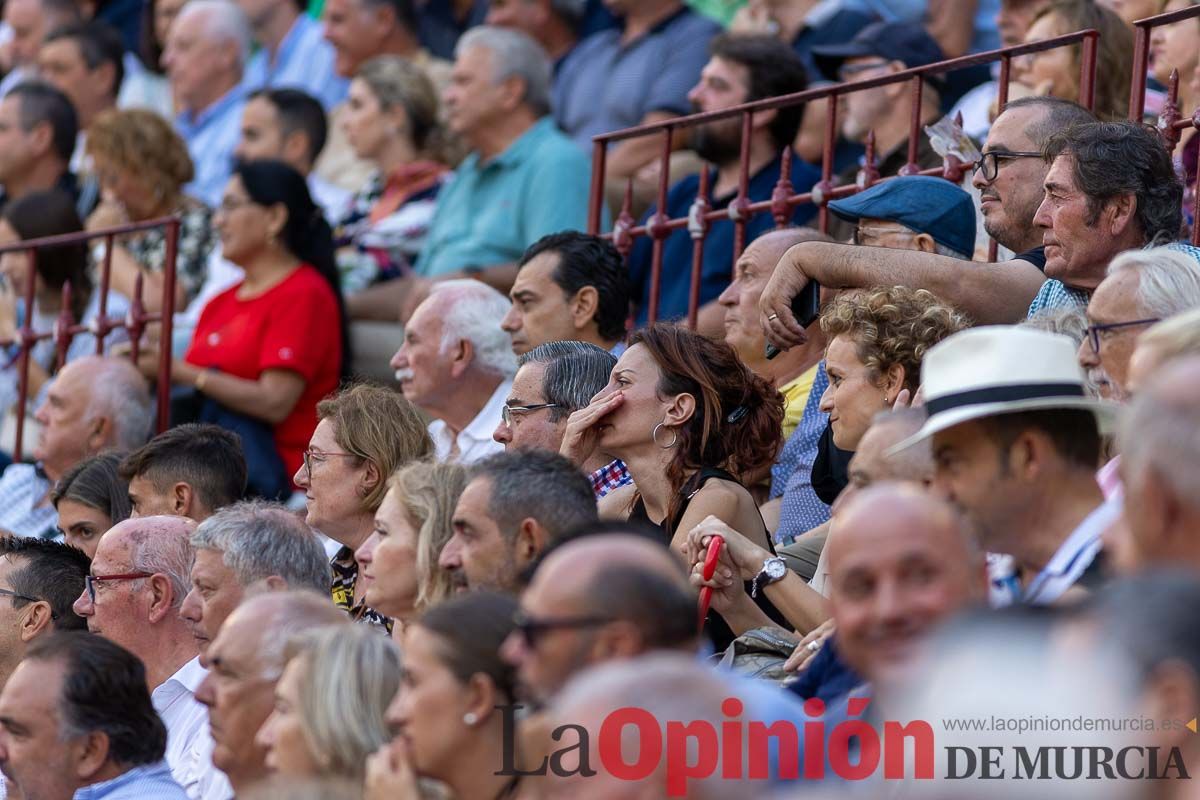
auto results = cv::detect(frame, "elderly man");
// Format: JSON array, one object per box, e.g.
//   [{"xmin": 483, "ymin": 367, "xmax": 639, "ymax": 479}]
[
  {"xmin": 827, "ymin": 175, "xmax": 976, "ymax": 259},
  {"xmin": 323, "ymin": 0, "xmax": 448, "ymax": 84},
  {"xmin": 163, "ymin": 0, "xmax": 251, "ymax": 206},
  {"xmin": 901, "ymin": 326, "xmax": 1113, "ymax": 606},
  {"xmin": 0, "ymin": 82, "xmax": 88, "ymax": 215},
  {"xmin": 1119, "ymin": 357, "xmax": 1200, "ymax": 573},
  {"xmin": 1076, "ymin": 246, "xmax": 1200, "ymax": 403},
  {"xmin": 718, "ymin": 229, "xmax": 829, "ymax": 538},
  {"xmin": 195, "ymin": 591, "xmax": 347, "ymax": 797},
  {"xmin": 0, "ymin": 633, "xmax": 188, "ymax": 799},
  {"xmin": 0, "ymin": 0, "xmax": 81, "ymax": 96},
  {"xmin": 413, "ymin": 26, "xmax": 593, "ymax": 288},
  {"xmin": 390, "ymin": 280, "xmax": 516, "ymax": 464},
  {"xmin": 628, "ymin": 33, "xmax": 816, "ymax": 332},
  {"xmin": 1028, "ymin": 121, "xmax": 1185, "ymax": 316},
  {"xmin": 0, "ymin": 537, "xmax": 89, "ymax": 689},
  {"xmin": 0, "ymin": 355, "xmax": 151, "ymax": 538},
  {"xmin": 236, "ymin": 0, "xmax": 346, "ymax": 110},
  {"xmin": 491, "ymin": 341, "xmax": 631, "ymax": 499},
  {"xmin": 485, "ymin": 0, "xmax": 583, "ymax": 67},
  {"xmin": 118, "ymin": 424, "xmax": 248, "ymax": 521},
  {"xmin": 501, "ymin": 231, "xmax": 630, "ymax": 357},
  {"xmin": 179, "ymin": 500, "xmax": 331, "ymax": 662},
  {"xmin": 70, "ymin": 516, "xmax": 218, "ymax": 796},
  {"xmin": 762, "ymin": 98, "xmax": 1099, "ymax": 342},
  {"xmin": 439, "ymin": 449, "xmax": 597, "ymax": 593}
]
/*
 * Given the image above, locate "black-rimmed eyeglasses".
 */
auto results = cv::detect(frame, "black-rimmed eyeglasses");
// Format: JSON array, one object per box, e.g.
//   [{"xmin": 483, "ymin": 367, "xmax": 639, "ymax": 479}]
[
  {"xmin": 513, "ymin": 610, "xmax": 612, "ymax": 648},
  {"xmin": 1085, "ymin": 319, "xmax": 1161, "ymax": 353},
  {"xmin": 974, "ymin": 149, "xmax": 1043, "ymax": 183},
  {"xmin": 0, "ymin": 587, "xmax": 57, "ymax": 618}
]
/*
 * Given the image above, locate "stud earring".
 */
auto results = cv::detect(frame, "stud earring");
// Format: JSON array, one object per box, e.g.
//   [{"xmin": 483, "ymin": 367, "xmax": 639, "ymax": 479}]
[{"xmin": 463, "ymin": 712, "xmax": 478, "ymax": 726}]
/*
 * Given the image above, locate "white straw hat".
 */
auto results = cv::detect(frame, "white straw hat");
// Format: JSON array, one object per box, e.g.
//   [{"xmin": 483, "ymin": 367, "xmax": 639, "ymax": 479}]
[{"xmin": 891, "ymin": 326, "xmax": 1118, "ymax": 452}]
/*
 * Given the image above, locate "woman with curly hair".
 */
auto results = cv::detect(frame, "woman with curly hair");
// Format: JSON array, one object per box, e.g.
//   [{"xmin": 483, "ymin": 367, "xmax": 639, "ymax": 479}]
[
  {"xmin": 820, "ymin": 285, "xmax": 970, "ymax": 452},
  {"xmin": 85, "ymin": 109, "xmax": 218, "ymax": 314}
]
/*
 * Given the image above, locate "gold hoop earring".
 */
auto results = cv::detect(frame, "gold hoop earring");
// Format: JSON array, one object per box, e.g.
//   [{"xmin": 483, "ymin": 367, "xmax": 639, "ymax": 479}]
[{"xmin": 652, "ymin": 422, "xmax": 678, "ymax": 449}]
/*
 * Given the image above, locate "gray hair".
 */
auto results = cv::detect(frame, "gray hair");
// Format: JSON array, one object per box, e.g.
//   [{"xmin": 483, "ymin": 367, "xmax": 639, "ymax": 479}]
[
  {"xmin": 177, "ymin": 0, "xmax": 252, "ymax": 69},
  {"xmin": 282, "ymin": 626, "xmax": 401, "ymax": 780},
  {"xmin": 1119, "ymin": 359, "xmax": 1200, "ymax": 513},
  {"xmin": 127, "ymin": 517, "xmax": 196, "ymax": 609},
  {"xmin": 1107, "ymin": 246, "xmax": 1200, "ymax": 318},
  {"xmin": 191, "ymin": 500, "xmax": 331, "ymax": 594},
  {"xmin": 456, "ymin": 26, "xmax": 551, "ymax": 117},
  {"xmin": 1021, "ymin": 307, "xmax": 1099, "ymax": 396},
  {"xmin": 1137, "ymin": 307, "xmax": 1200, "ymax": 363},
  {"xmin": 518, "ymin": 341, "xmax": 615, "ymax": 422},
  {"xmin": 470, "ymin": 449, "xmax": 596, "ymax": 542},
  {"xmin": 430, "ymin": 279, "xmax": 518, "ymax": 379},
  {"xmin": 898, "ymin": 224, "xmax": 970, "ymax": 260},
  {"xmin": 81, "ymin": 356, "xmax": 153, "ymax": 451}
]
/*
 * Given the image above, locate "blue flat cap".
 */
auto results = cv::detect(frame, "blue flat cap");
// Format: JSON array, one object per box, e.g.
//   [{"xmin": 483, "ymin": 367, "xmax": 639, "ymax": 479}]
[{"xmin": 828, "ymin": 176, "xmax": 976, "ymax": 258}]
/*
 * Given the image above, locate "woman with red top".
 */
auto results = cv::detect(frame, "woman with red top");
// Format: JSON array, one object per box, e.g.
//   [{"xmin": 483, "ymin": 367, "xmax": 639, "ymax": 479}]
[
  {"xmin": 146, "ymin": 160, "xmax": 349, "ymax": 496},
  {"xmin": 335, "ymin": 55, "xmax": 453, "ymax": 320}
]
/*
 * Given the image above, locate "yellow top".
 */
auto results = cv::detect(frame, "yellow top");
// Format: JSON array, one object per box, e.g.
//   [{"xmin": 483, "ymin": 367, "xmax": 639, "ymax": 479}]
[{"xmin": 779, "ymin": 363, "xmax": 820, "ymax": 441}]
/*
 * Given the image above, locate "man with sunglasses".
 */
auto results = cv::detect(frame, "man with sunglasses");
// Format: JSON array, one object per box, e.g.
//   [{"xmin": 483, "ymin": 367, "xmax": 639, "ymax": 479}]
[
  {"xmin": 0, "ymin": 537, "xmax": 88, "ymax": 690},
  {"xmin": 761, "ymin": 98, "xmax": 1099, "ymax": 342},
  {"xmin": 70, "ymin": 516, "xmax": 226, "ymax": 798}
]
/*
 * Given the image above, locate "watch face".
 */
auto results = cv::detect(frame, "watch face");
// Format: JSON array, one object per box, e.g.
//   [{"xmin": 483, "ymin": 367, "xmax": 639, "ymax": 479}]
[{"xmin": 766, "ymin": 558, "xmax": 787, "ymax": 580}]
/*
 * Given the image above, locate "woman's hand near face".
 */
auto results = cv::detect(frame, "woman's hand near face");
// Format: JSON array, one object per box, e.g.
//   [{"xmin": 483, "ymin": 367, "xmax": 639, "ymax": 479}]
[
  {"xmin": 559, "ymin": 389, "xmax": 624, "ymax": 467},
  {"xmin": 85, "ymin": 200, "xmax": 129, "ymax": 233}
]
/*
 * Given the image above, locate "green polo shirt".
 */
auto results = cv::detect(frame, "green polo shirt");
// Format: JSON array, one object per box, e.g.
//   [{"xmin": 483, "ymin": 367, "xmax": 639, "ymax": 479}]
[{"xmin": 415, "ymin": 117, "xmax": 602, "ymax": 277}]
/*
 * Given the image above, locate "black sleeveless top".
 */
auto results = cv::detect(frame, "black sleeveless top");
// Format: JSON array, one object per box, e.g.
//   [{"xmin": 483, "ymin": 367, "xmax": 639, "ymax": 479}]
[{"xmin": 630, "ymin": 467, "xmax": 791, "ymax": 651}]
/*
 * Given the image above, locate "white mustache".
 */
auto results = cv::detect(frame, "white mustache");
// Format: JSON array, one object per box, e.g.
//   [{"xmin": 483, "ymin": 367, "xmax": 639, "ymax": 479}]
[{"xmin": 394, "ymin": 368, "xmax": 414, "ymax": 382}]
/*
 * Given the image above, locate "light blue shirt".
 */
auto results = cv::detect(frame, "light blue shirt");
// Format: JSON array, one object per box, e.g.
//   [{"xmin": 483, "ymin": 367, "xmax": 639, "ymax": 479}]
[
  {"xmin": 73, "ymin": 761, "xmax": 188, "ymax": 799},
  {"xmin": 415, "ymin": 117, "xmax": 602, "ymax": 277},
  {"xmin": 241, "ymin": 14, "xmax": 348, "ymax": 110},
  {"xmin": 176, "ymin": 86, "xmax": 247, "ymax": 207}
]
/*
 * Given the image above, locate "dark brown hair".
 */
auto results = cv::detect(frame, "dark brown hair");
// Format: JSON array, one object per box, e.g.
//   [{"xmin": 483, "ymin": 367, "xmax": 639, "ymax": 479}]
[
  {"xmin": 631, "ymin": 324, "xmax": 784, "ymax": 521},
  {"xmin": 415, "ymin": 591, "xmax": 518, "ymax": 703}
]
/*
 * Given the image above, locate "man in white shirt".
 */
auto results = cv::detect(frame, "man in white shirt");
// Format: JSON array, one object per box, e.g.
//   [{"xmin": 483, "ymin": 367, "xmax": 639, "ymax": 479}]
[
  {"xmin": 70, "ymin": 515, "xmax": 227, "ymax": 799},
  {"xmin": 391, "ymin": 279, "xmax": 516, "ymax": 464}
]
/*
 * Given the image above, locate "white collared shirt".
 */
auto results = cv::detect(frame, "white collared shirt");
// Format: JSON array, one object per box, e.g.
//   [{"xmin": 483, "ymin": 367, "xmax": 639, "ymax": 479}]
[
  {"xmin": 988, "ymin": 498, "xmax": 1118, "ymax": 607},
  {"xmin": 151, "ymin": 657, "xmax": 232, "ymax": 800},
  {"xmin": 428, "ymin": 379, "xmax": 512, "ymax": 465}
]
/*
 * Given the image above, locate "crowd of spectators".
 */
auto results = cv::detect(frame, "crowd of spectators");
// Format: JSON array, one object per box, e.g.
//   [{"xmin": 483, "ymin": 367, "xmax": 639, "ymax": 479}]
[{"xmin": 0, "ymin": 0, "xmax": 1198, "ymax": 798}]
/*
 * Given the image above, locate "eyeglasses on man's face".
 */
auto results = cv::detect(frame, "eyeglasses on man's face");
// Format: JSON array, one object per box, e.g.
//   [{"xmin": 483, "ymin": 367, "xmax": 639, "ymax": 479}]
[
  {"xmin": 512, "ymin": 610, "xmax": 612, "ymax": 648},
  {"xmin": 500, "ymin": 402, "xmax": 561, "ymax": 428},
  {"xmin": 974, "ymin": 149, "xmax": 1043, "ymax": 183},
  {"xmin": 0, "ymin": 587, "xmax": 57, "ymax": 619},
  {"xmin": 85, "ymin": 572, "xmax": 153, "ymax": 604},
  {"xmin": 1085, "ymin": 318, "xmax": 1161, "ymax": 353}
]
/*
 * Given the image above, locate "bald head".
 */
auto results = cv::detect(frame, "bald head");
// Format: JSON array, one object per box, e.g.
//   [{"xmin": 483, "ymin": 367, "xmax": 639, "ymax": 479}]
[
  {"xmin": 720, "ymin": 227, "xmax": 831, "ymax": 370},
  {"xmin": 1118, "ymin": 356, "xmax": 1200, "ymax": 570},
  {"xmin": 828, "ymin": 483, "xmax": 983, "ymax": 683},
  {"xmin": 102, "ymin": 515, "xmax": 197, "ymax": 608},
  {"xmin": 504, "ymin": 536, "xmax": 697, "ymax": 705},
  {"xmin": 220, "ymin": 590, "xmax": 348, "ymax": 675}
]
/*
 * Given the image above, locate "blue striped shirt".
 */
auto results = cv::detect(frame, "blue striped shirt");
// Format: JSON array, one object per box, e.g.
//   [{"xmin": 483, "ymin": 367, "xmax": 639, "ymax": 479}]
[{"xmin": 73, "ymin": 761, "xmax": 188, "ymax": 799}]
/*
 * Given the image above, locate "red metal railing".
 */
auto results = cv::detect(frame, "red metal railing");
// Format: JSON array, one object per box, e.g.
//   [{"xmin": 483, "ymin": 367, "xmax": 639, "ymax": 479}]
[
  {"xmin": 1128, "ymin": 4, "xmax": 1200, "ymax": 243},
  {"xmin": 589, "ymin": 30, "xmax": 1101, "ymax": 327},
  {"xmin": 0, "ymin": 217, "xmax": 179, "ymax": 461}
]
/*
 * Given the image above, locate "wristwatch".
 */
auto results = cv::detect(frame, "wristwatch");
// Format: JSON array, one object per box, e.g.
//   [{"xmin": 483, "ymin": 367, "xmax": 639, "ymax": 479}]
[{"xmin": 751, "ymin": 556, "xmax": 787, "ymax": 598}]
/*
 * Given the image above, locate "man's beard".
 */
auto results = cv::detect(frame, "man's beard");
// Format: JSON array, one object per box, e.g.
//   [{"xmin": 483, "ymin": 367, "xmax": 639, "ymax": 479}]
[{"xmin": 691, "ymin": 123, "xmax": 742, "ymax": 166}]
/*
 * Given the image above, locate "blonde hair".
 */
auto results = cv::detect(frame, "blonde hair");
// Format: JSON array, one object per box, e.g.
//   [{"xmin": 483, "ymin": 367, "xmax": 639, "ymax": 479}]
[
  {"xmin": 283, "ymin": 625, "xmax": 401, "ymax": 780},
  {"xmin": 388, "ymin": 459, "xmax": 468, "ymax": 612},
  {"xmin": 1138, "ymin": 308, "xmax": 1200, "ymax": 364},
  {"xmin": 820, "ymin": 286, "xmax": 970, "ymax": 393},
  {"xmin": 86, "ymin": 109, "xmax": 194, "ymax": 194},
  {"xmin": 356, "ymin": 55, "xmax": 451, "ymax": 165},
  {"xmin": 316, "ymin": 383, "xmax": 433, "ymax": 512}
]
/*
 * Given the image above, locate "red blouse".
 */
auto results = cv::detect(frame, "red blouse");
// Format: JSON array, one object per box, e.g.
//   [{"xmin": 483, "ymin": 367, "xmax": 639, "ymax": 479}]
[{"xmin": 185, "ymin": 264, "xmax": 342, "ymax": 482}]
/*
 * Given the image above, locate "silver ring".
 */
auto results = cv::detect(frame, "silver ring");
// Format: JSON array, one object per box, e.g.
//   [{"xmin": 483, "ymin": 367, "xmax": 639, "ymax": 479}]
[
  {"xmin": 767, "ymin": 313, "xmax": 779, "ymax": 321},
  {"xmin": 806, "ymin": 640, "xmax": 820, "ymax": 652}
]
